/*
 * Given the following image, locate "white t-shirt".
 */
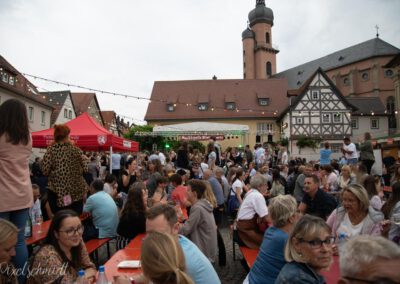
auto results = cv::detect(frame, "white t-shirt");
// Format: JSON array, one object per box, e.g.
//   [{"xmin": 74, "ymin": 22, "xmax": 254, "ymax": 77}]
[
  {"xmin": 231, "ymin": 179, "xmax": 244, "ymax": 196},
  {"xmin": 343, "ymin": 143, "xmax": 358, "ymax": 159},
  {"xmin": 337, "ymin": 213, "xmax": 365, "ymax": 238},
  {"xmin": 237, "ymin": 189, "xmax": 268, "ymax": 220},
  {"xmin": 158, "ymin": 152, "xmax": 166, "ymax": 165},
  {"xmin": 249, "ymin": 168, "xmax": 257, "ymax": 177}
]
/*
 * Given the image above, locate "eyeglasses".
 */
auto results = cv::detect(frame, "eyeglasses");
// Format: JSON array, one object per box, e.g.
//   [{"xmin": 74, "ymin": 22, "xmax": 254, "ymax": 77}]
[
  {"xmin": 343, "ymin": 276, "xmax": 397, "ymax": 284},
  {"xmin": 59, "ymin": 225, "xmax": 84, "ymax": 237},
  {"xmin": 298, "ymin": 236, "xmax": 335, "ymax": 249}
]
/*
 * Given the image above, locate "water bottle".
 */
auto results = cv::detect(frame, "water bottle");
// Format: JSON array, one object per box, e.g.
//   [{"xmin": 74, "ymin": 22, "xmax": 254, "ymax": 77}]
[
  {"xmin": 96, "ymin": 265, "xmax": 108, "ymax": 284},
  {"xmin": 24, "ymin": 217, "xmax": 32, "ymax": 238},
  {"xmin": 337, "ymin": 233, "xmax": 347, "ymax": 255},
  {"xmin": 76, "ymin": 270, "xmax": 87, "ymax": 284}
]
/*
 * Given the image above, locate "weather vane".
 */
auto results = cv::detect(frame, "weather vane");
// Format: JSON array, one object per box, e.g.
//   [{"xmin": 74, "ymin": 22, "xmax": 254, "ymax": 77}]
[{"xmin": 375, "ymin": 25, "xmax": 379, "ymax": 38}]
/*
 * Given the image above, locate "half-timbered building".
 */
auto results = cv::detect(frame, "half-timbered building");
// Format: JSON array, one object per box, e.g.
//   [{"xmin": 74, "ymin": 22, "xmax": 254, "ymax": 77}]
[{"xmin": 280, "ymin": 68, "xmax": 356, "ymax": 159}]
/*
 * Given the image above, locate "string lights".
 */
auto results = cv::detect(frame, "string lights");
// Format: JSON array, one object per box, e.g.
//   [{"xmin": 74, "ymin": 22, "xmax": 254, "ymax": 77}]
[{"xmin": 22, "ymin": 73, "xmax": 284, "ymax": 117}]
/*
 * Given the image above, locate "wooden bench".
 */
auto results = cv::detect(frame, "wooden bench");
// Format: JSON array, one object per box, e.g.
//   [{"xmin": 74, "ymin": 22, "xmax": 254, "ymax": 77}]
[
  {"xmin": 239, "ymin": 246, "xmax": 259, "ymax": 269},
  {"xmin": 85, "ymin": 238, "xmax": 112, "ymax": 265}
]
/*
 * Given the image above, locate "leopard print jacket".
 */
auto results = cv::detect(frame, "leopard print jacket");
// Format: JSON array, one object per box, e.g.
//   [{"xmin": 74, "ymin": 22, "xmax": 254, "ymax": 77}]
[{"xmin": 41, "ymin": 142, "xmax": 88, "ymax": 207}]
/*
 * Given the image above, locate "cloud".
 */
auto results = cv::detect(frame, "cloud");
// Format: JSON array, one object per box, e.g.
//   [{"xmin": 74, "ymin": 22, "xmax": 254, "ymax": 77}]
[{"xmin": 0, "ymin": 0, "xmax": 399, "ymax": 124}]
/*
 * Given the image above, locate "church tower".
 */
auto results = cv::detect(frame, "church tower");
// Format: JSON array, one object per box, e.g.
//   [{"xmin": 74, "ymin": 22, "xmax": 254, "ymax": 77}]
[{"xmin": 242, "ymin": 0, "xmax": 279, "ymax": 79}]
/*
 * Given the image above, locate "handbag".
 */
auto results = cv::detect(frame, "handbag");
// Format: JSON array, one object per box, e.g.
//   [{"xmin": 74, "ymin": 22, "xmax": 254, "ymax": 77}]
[{"xmin": 227, "ymin": 187, "xmax": 240, "ymax": 214}]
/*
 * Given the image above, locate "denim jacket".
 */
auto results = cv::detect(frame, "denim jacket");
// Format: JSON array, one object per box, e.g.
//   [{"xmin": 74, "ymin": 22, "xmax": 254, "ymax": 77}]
[{"xmin": 275, "ymin": 262, "xmax": 326, "ymax": 284}]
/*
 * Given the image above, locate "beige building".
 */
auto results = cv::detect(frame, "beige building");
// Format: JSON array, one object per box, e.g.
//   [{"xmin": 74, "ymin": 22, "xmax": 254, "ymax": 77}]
[
  {"xmin": 40, "ymin": 90, "xmax": 77, "ymax": 126},
  {"xmin": 144, "ymin": 0, "xmax": 400, "ymax": 154},
  {"xmin": 0, "ymin": 55, "xmax": 53, "ymax": 132}
]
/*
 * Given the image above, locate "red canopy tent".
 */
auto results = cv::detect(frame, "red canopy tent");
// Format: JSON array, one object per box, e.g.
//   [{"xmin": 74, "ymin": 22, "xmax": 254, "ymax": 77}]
[{"xmin": 32, "ymin": 112, "xmax": 139, "ymax": 153}]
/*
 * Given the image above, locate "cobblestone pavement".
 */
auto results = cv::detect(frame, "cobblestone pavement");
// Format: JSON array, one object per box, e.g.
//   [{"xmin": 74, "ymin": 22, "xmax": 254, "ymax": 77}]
[{"xmin": 214, "ymin": 225, "xmax": 248, "ymax": 284}]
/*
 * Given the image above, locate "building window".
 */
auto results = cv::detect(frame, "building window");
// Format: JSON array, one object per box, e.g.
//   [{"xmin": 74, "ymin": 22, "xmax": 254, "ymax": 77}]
[
  {"xmin": 28, "ymin": 107, "xmax": 34, "ymax": 122},
  {"xmin": 387, "ymin": 96, "xmax": 396, "ymax": 129},
  {"xmin": 385, "ymin": 69, "xmax": 394, "ymax": 78},
  {"xmin": 68, "ymin": 110, "xmax": 72, "ymax": 119},
  {"xmin": 265, "ymin": 32, "xmax": 270, "ymax": 44},
  {"xmin": 311, "ymin": 90, "xmax": 319, "ymax": 100},
  {"xmin": 257, "ymin": 122, "xmax": 273, "ymax": 134},
  {"xmin": 343, "ymin": 77, "xmax": 350, "ymax": 86},
  {"xmin": 243, "ymin": 62, "xmax": 246, "ymax": 68},
  {"xmin": 9, "ymin": 76, "xmax": 15, "ymax": 85},
  {"xmin": 322, "ymin": 113, "xmax": 331, "ymax": 123},
  {"xmin": 266, "ymin": 62, "xmax": 272, "ymax": 76},
  {"xmin": 258, "ymin": 98, "xmax": 270, "ymax": 106},
  {"xmin": 198, "ymin": 103, "xmax": 208, "ymax": 111},
  {"xmin": 41, "ymin": 111, "xmax": 45, "ymax": 125},
  {"xmin": 2, "ymin": 72, "xmax": 8, "ymax": 83},
  {"xmin": 371, "ymin": 118, "xmax": 379, "ymax": 129},
  {"xmin": 166, "ymin": 104, "xmax": 175, "ymax": 112},
  {"xmin": 225, "ymin": 102, "xmax": 236, "ymax": 110},
  {"xmin": 64, "ymin": 109, "xmax": 68, "ymax": 118},
  {"xmin": 333, "ymin": 113, "xmax": 342, "ymax": 123},
  {"xmin": 351, "ymin": 118, "xmax": 358, "ymax": 129},
  {"xmin": 296, "ymin": 117, "xmax": 303, "ymax": 124},
  {"xmin": 244, "ymin": 73, "xmax": 246, "ymax": 79},
  {"xmin": 361, "ymin": 72, "xmax": 369, "ymax": 81}
]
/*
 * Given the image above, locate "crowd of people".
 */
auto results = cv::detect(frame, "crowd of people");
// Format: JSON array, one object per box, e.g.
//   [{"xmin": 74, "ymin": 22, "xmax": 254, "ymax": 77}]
[{"xmin": 1, "ymin": 98, "xmax": 400, "ymax": 284}]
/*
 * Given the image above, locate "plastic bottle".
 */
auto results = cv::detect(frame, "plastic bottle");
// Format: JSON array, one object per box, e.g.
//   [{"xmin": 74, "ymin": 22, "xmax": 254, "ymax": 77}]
[
  {"xmin": 75, "ymin": 270, "xmax": 87, "ymax": 284},
  {"xmin": 24, "ymin": 217, "xmax": 32, "ymax": 238},
  {"xmin": 337, "ymin": 233, "xmax": 347, "ymax": 255},
  {"xmin": 96, "ymin": 265, "xmax": 108, "ymax": 284}
]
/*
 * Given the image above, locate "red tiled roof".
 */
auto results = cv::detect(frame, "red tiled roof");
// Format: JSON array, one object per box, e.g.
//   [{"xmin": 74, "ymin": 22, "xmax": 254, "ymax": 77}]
[
  {"xmin": 101, "ymin": 111, "xmax": 116, "ymax": 130},
  {"xmin": 70, "ymin": 92, "xmax": 104, "ymax": 125},
  {"xmin": 0, "ymin": 55, "xmax": 53, "ymax": 109},
  {"xmin": 145, "ymin": 78, "xmax": 289, "ymax": 121}
]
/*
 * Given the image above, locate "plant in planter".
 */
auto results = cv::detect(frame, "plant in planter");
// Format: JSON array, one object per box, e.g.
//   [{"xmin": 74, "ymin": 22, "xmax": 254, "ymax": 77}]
[{"xmin": 296, "ymin": 136, "xmax": 321, "ymax": 154}]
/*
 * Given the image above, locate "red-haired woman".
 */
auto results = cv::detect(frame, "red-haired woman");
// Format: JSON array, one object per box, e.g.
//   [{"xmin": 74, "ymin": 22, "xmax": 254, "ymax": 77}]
[{"xmin": 41, "ymin": 124, "xmax": 88, "ymax": 214}]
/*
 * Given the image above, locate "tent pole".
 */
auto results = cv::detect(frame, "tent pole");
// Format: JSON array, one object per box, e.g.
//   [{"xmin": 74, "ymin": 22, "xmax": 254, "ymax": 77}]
[{"xmin": 110, "ymin": 146, "xmax": 113, "ymax": 175}]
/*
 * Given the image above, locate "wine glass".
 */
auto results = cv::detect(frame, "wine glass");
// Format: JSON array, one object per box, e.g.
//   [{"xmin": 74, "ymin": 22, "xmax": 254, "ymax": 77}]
[{"xmin": 36, "ymin": 215, "xmax": 43, "ymax": 233}]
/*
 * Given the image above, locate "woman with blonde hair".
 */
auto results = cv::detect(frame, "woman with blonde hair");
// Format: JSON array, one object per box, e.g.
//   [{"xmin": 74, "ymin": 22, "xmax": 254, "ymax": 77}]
[
  {"xmin": 141, "ymin": 231, "xmax": 194, "ymax": 284},
  {"xmin": 275, "ymin": 215, "xmax": 334, "ymax": 283},
  {"xmin": 337, "ymin": 165, "xmax": 354, "ymax": 191},
  {"xmin": 0, "ymin": 219, "xmax": 18, "ymax": 284},
  {"xmin": 327, "ymin": 184, "xmax": 384, "ymax": 241},
  {"xmin": 244, "ymin": 195, "xmax": 300, "ymax": 284}
]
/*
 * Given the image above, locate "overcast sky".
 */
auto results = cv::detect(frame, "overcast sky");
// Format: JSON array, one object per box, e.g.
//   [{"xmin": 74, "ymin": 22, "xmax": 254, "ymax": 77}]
[{"xmin": 1, "ymin": 0, "xmax": 399, "ymax": 125}]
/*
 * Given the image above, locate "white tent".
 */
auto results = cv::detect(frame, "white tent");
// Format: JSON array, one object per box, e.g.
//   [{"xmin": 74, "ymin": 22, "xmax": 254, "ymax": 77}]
[{"xmin": 153, "ymin": 122, "xmax": 249, "ymax": 135}]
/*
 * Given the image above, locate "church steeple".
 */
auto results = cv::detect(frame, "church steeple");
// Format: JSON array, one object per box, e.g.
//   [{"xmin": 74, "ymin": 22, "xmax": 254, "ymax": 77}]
[{"xmin": 242, "ymin": 0, "xmax": 279, "ymax": 79}]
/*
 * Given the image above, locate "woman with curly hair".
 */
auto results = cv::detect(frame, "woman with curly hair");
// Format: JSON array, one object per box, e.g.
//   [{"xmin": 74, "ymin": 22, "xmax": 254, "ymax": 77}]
[{"xmin": 116, "ymin": 182, "xmax": 148, "ymax": 249}]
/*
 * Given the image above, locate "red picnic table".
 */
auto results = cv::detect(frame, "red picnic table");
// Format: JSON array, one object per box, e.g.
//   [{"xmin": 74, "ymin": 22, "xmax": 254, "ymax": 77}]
[
  {"xmin": 320, "ymin": 255, "xmax": 340, "ymax": 284},
  {"xmin": 126, "ymin": 233, "xmax": 146, "ymax": 249},
  {"xmin": 25, "ymin": 213, "xmax": 90, "ymax": 246},
  {"xmin": 104, "ymin": 248, "xmax": 142, "ymax": 281},
  {"xmin": 239, "ymin": 246, "xmax": 259, "ymax": 268},
  {"xmin": 25, "ymin": 220, "xmax": 52, "ymax": 246}
]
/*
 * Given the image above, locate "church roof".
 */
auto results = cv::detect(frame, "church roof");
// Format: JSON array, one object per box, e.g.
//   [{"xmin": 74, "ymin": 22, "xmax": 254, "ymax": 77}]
[
  {"xmin": 145, "ymin": 78, "xmax": 289, "ymax": 121},
  {"xmin": 274, "ymin": 38, "xmax": 400, "ymax": 89},
  {"xmin": 346, "ymin": 97, "xmax": 387, "ymax": 116}
]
